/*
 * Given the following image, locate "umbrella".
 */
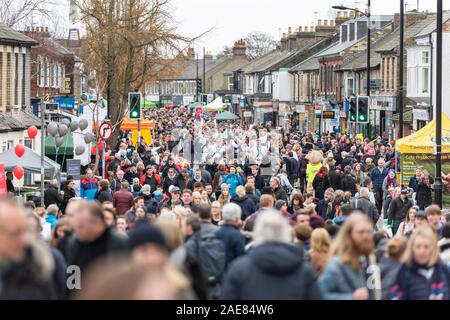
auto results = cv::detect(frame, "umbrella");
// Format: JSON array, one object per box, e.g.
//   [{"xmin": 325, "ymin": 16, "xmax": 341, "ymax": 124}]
[{"xmin": 213, "ymin": 111, "xmax": 240, "ymax": 121}]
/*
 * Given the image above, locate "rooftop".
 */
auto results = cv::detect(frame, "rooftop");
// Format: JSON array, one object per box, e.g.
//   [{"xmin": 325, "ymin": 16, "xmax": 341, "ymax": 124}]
[
  {"xmin": 416, "ymin": 10, "xmax": 450, "ymax": 38},
  {"xmin": 0, "ymin": 23, "xmax": 36, "ymax": 46},
  {"xmin": 341, "ymin": 14, "xmax": 436, "ymax": 71}
]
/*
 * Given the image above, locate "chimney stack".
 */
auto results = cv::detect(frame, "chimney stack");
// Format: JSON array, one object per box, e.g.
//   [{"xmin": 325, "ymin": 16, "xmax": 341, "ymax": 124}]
[
  {"xmin": 187, "ymin": 47, "xmax": 195, "ymax": 59},
  {"xmin": 233, "ymin": 39, "xmax": 246, "ymax": 56}
]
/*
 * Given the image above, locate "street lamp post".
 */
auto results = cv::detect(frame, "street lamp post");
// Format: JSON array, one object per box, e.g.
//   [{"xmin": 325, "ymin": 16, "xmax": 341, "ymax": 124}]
[
  {"xmin": 332, "ymin": 3, "xmax": 371, "ymax": 137},
  {"xmin": 399, "ymin": 0, "xmax": 404, "ymax": 139},
  {"xmin": 435, "ymin": 0, "xmax": 443, "ymax": 208}
]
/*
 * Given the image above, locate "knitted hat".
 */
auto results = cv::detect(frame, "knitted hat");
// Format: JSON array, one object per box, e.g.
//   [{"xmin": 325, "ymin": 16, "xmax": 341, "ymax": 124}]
[
  {"xmin": 309, "ymin": 215, "xmax": 325, "ymax": 229},
  {"xmin": 128, "ymin": 220, "xmax": 167, "ymax": 251},
  {"xmin": 153, "ymin": 190, "xmax": 163, "ymax": 203}
]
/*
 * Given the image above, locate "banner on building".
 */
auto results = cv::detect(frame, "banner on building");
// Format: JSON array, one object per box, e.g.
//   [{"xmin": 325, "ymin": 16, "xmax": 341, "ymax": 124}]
[
  {"xmin": 67, "ymin": 159, "xmax": 81, "ymax": 196},
  {"xmin": 0, "ymin": 163, "xmax": 6, "ymax": 196},
  {"xmin": 401, "ymin": 153, "xmax": 450, "ymax": 208},
  {"xmin": 54, "ymin": 97, "xmax": 75, "ymax": 110}
]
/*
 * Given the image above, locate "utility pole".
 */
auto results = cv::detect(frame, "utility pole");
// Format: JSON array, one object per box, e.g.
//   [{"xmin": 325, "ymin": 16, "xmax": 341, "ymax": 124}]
[
  {"xmin": 196, "ymin": 53, "xmax": 199, "ymax": 102},
  {"xmin": 435, "ymin": 0, "xmax": 443, "ymax": 208},
  {"xmin": 366, "ymin": 0, "xmax": 371, "ymax": 138},
  {"xmin": 203, "ymin": 47, "xmax": 206, "ymax": 99},
  {"xmin": 399, "ymin": 0, "xmax": 404, "ymax": 139}
]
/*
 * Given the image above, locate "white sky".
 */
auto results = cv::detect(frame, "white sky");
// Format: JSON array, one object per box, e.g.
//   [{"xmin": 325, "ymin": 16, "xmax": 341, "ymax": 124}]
[{"xmin": 171, "ymin": 0, "xmax": 450, "ymax": 55}]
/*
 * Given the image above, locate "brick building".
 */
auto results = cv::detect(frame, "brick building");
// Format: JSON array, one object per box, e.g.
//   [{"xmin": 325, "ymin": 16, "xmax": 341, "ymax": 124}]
[{"xmin": 23, "ymin": 27, "xmax": 77, "ymax": 100}]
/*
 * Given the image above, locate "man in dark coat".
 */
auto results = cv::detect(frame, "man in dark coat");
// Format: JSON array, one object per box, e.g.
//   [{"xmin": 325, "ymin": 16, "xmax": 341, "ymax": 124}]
[
  {"xmin": 231, "ymin": 187, "xmax": 257, "ymax": 221},
  {"xmin": 388, "ymin": 189, "xmax": 413, "ymax": 234},
  {"xmin": 221, "ymin": 210, "xmax": 322, "ymax": 300},
  {"xmin": 250, "ymin": 166, "xmax": 266, "ymax": 193},
  {"xmin": 44, "ymin": 179, "xmax": 62, "ymax": 209},
  {"xmin": 270, "ymin": 176, "xmax": 287, "ymax": 202},
  {"xmin": 65, "ymin": 201, "xmax": 128, "ymax": 274},
  {"xmin": 0, "ymin": 200, "xmax": 64, "ymax": 300},
  {"xmin": 350, "ymin": 188, "xmax": 379, "ymax": 224},
  {"xmin": 215, "ymin": 203, "xmax": 246, "ymax": 269}
]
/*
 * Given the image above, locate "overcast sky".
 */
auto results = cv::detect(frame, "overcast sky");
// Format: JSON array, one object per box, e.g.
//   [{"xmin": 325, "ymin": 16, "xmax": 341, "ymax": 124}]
[{"xmin": 171, "ymin": 0, "xmax": 450, "ymax": 55}]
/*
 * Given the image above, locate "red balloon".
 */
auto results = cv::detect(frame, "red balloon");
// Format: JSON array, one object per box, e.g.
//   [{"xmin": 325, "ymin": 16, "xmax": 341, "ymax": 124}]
[
  {"xmin": 27, "ymin": 126, "xmax": 38, "ymax": 139},
  {"xmin": 13, "ymin": 166, "xmax": 24, "ymax": 180},
  {"xmin": 15, "ymin": 144, "xmax": 25, "ymax": 158}
]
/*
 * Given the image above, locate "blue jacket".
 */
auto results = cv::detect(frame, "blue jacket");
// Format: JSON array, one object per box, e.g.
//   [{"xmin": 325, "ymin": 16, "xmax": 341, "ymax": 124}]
[
  {"xmin": 45, "ymin": 214, "xmax": 58, "ymax": 229},
  {"xmin": 318, "ymin": 256, "xmax": 366, "ymax": 300},
  {"xmin": 215, "ymin": 224, "xmax": 246, "ymax": 269},
  {"xmin": 80, "ymin": 178, "xmax": 99, "ymax": 201},
  {"xmin": 370, "ymin": 167, "xmax": 388, "ymax": 191},
  {"xmin": 223, "ymin": 174, "xmax": 243, "ymax": 197},
  {"xmin": 221, "ymin": 243, "xmax": 322, "ymax": 300},
  {"xmin": 388, "ymin": 261, "xmax": 450, "ymax": 300}
]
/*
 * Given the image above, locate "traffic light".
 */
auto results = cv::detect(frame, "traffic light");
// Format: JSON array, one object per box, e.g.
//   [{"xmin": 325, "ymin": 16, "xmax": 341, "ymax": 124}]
[
  {"xmin": 356, "ymin": 96, "xmax": 370, "ymax": 124},
  {"xmin": 196, "ymin": 79, "xmax": 202, "ymax": 95},
  {"xmin": 128, "ymin": 92, "xmax": 141, "ymax": 120},
  {"xmin": 349, "ymin": 97, "xmax": 357, "ymax": 122}
]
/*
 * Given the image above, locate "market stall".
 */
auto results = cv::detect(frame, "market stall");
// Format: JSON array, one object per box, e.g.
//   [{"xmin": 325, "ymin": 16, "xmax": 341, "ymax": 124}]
[
  {"xmin": 396, "ymin": 113, "xmax": 450, "ymax": 207},
  {"xmin": 120, "ymin": 117, "xmax": 156, "ymax": 145}
]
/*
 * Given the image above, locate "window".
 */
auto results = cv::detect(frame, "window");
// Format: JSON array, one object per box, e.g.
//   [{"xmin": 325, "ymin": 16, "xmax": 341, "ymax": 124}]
[
  {"xmin": 422, "ymin": 51, "xmax": 429, "ymax": 64},
  {"xmin": 349, "ymin": 23, "xmax": 355, "ymax": 41},
  {"xmin": 22, "ymin": 53, "xmax": 25, "ymax": 106},
  {"xmin": 7, "ymin": 140, "xmax": 14, "ymax": 150},
  {"xmin": 347, "ymin": 77, "xmax": 354, "ymax": 98},
  {"xmin": 14, "ymin": 53, "xmax": 18, "ymax": 105},
  {"xmin": 341, "ymin": 25, "xmax": 348, "ymax": 42},
  {"xmin": 227, "ymin": 76, "xmax": 234, "ymax": 91},
  {"xmin": 422, "ymin": 68, "xmax": 429, "ymax": 93},
  {"xmin": 44, "ymin": 58, "xmax": 49, "ymax": 87}
]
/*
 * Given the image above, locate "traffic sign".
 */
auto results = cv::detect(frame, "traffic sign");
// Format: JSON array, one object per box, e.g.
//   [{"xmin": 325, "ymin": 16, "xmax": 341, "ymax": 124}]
[{"xmin": 99, "ymin": 122, "xmax": 113, "ymax": 141}]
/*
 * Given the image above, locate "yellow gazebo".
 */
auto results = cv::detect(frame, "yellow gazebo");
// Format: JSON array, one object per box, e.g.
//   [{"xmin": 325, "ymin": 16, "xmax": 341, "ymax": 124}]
[
  {"xmin": 120, "ymin": 117, "xmax": 156, "ymax": 145},
  {"xmin": 396, "ymin": 113, "xmax": 450, "ymax": 154}
]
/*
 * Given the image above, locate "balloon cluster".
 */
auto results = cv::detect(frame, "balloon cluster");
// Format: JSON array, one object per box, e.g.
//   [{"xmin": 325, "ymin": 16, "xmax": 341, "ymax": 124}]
[{"xmin": 46, "ymin": 118, "xmax": 95, "ymax": 156}]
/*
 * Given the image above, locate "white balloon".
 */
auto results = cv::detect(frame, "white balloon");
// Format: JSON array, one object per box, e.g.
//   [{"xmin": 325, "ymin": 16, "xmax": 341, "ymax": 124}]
[
  {"xmin": 79, "ymin": 119, "xmax": 89, "ymax": 131},
  {"xmin": 70, "ymin": 120, "xmax": 79, "ymax": 132},
  {"xmin": 75, "ymin": 145, "xmax": 85, "ymax": 155},
  {"xmin": 47, "ymin": 122, "xmax": 58, "ymax": 137},
  {"xmin": 55, "ymin": 136, "xmax": 64, "ymax": 147},
  {"xmin": 58, "ymin": 124, "xmax": 69, "ymax": 137},
  {"xmin": 61, "ymin": 118, "xmax": 71, "ymax": 126},
  {"xmin": 84, "ymin": 132, "xmax": 95, "ymax": 144}
]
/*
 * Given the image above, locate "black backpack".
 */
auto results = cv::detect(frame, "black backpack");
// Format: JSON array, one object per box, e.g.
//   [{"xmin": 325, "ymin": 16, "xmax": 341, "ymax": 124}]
[{"xmin": 195, "ymin": 232, "xmax": 226, "ymax": 285}]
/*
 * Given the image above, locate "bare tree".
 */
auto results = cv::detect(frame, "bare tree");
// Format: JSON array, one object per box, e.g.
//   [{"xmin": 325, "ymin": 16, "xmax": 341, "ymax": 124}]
[
  {"xmin": 244, "ymin": 32, "xmax": 277, "ymax": 60},
  {"xmin": 0, "ymin": 0, "xmax": 53, "ymax": 28},
  {"xmin": 217, "ymin": 45, "xmax": 233, "ymax": 59},
  {"xmin": 77, "ymin": 0, "xmax": 210, "ymax": 148}
]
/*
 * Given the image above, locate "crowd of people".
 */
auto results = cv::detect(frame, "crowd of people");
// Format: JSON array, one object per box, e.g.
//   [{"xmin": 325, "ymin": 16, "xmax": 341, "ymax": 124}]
[{"xmin": 2, "ymin": 107, "xmax": 450, "ymax": 300}]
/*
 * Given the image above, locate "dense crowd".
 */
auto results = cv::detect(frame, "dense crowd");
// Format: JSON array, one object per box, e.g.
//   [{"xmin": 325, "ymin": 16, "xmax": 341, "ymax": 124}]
[{"xmin": 2, "ymin": 107, "xmax": 450, "ymax": 300}]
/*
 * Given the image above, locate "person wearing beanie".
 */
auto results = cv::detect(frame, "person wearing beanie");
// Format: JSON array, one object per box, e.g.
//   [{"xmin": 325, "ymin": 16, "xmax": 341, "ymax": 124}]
[{"xmin": 128, "ymin": 220, "xmax": 169, "ymax": 266}]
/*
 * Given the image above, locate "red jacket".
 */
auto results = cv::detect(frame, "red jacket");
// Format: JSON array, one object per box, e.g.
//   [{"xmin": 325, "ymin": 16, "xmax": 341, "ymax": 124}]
[{"xmin": 113, "ymin": 189, "xmax": 134, "ymax": 216}]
